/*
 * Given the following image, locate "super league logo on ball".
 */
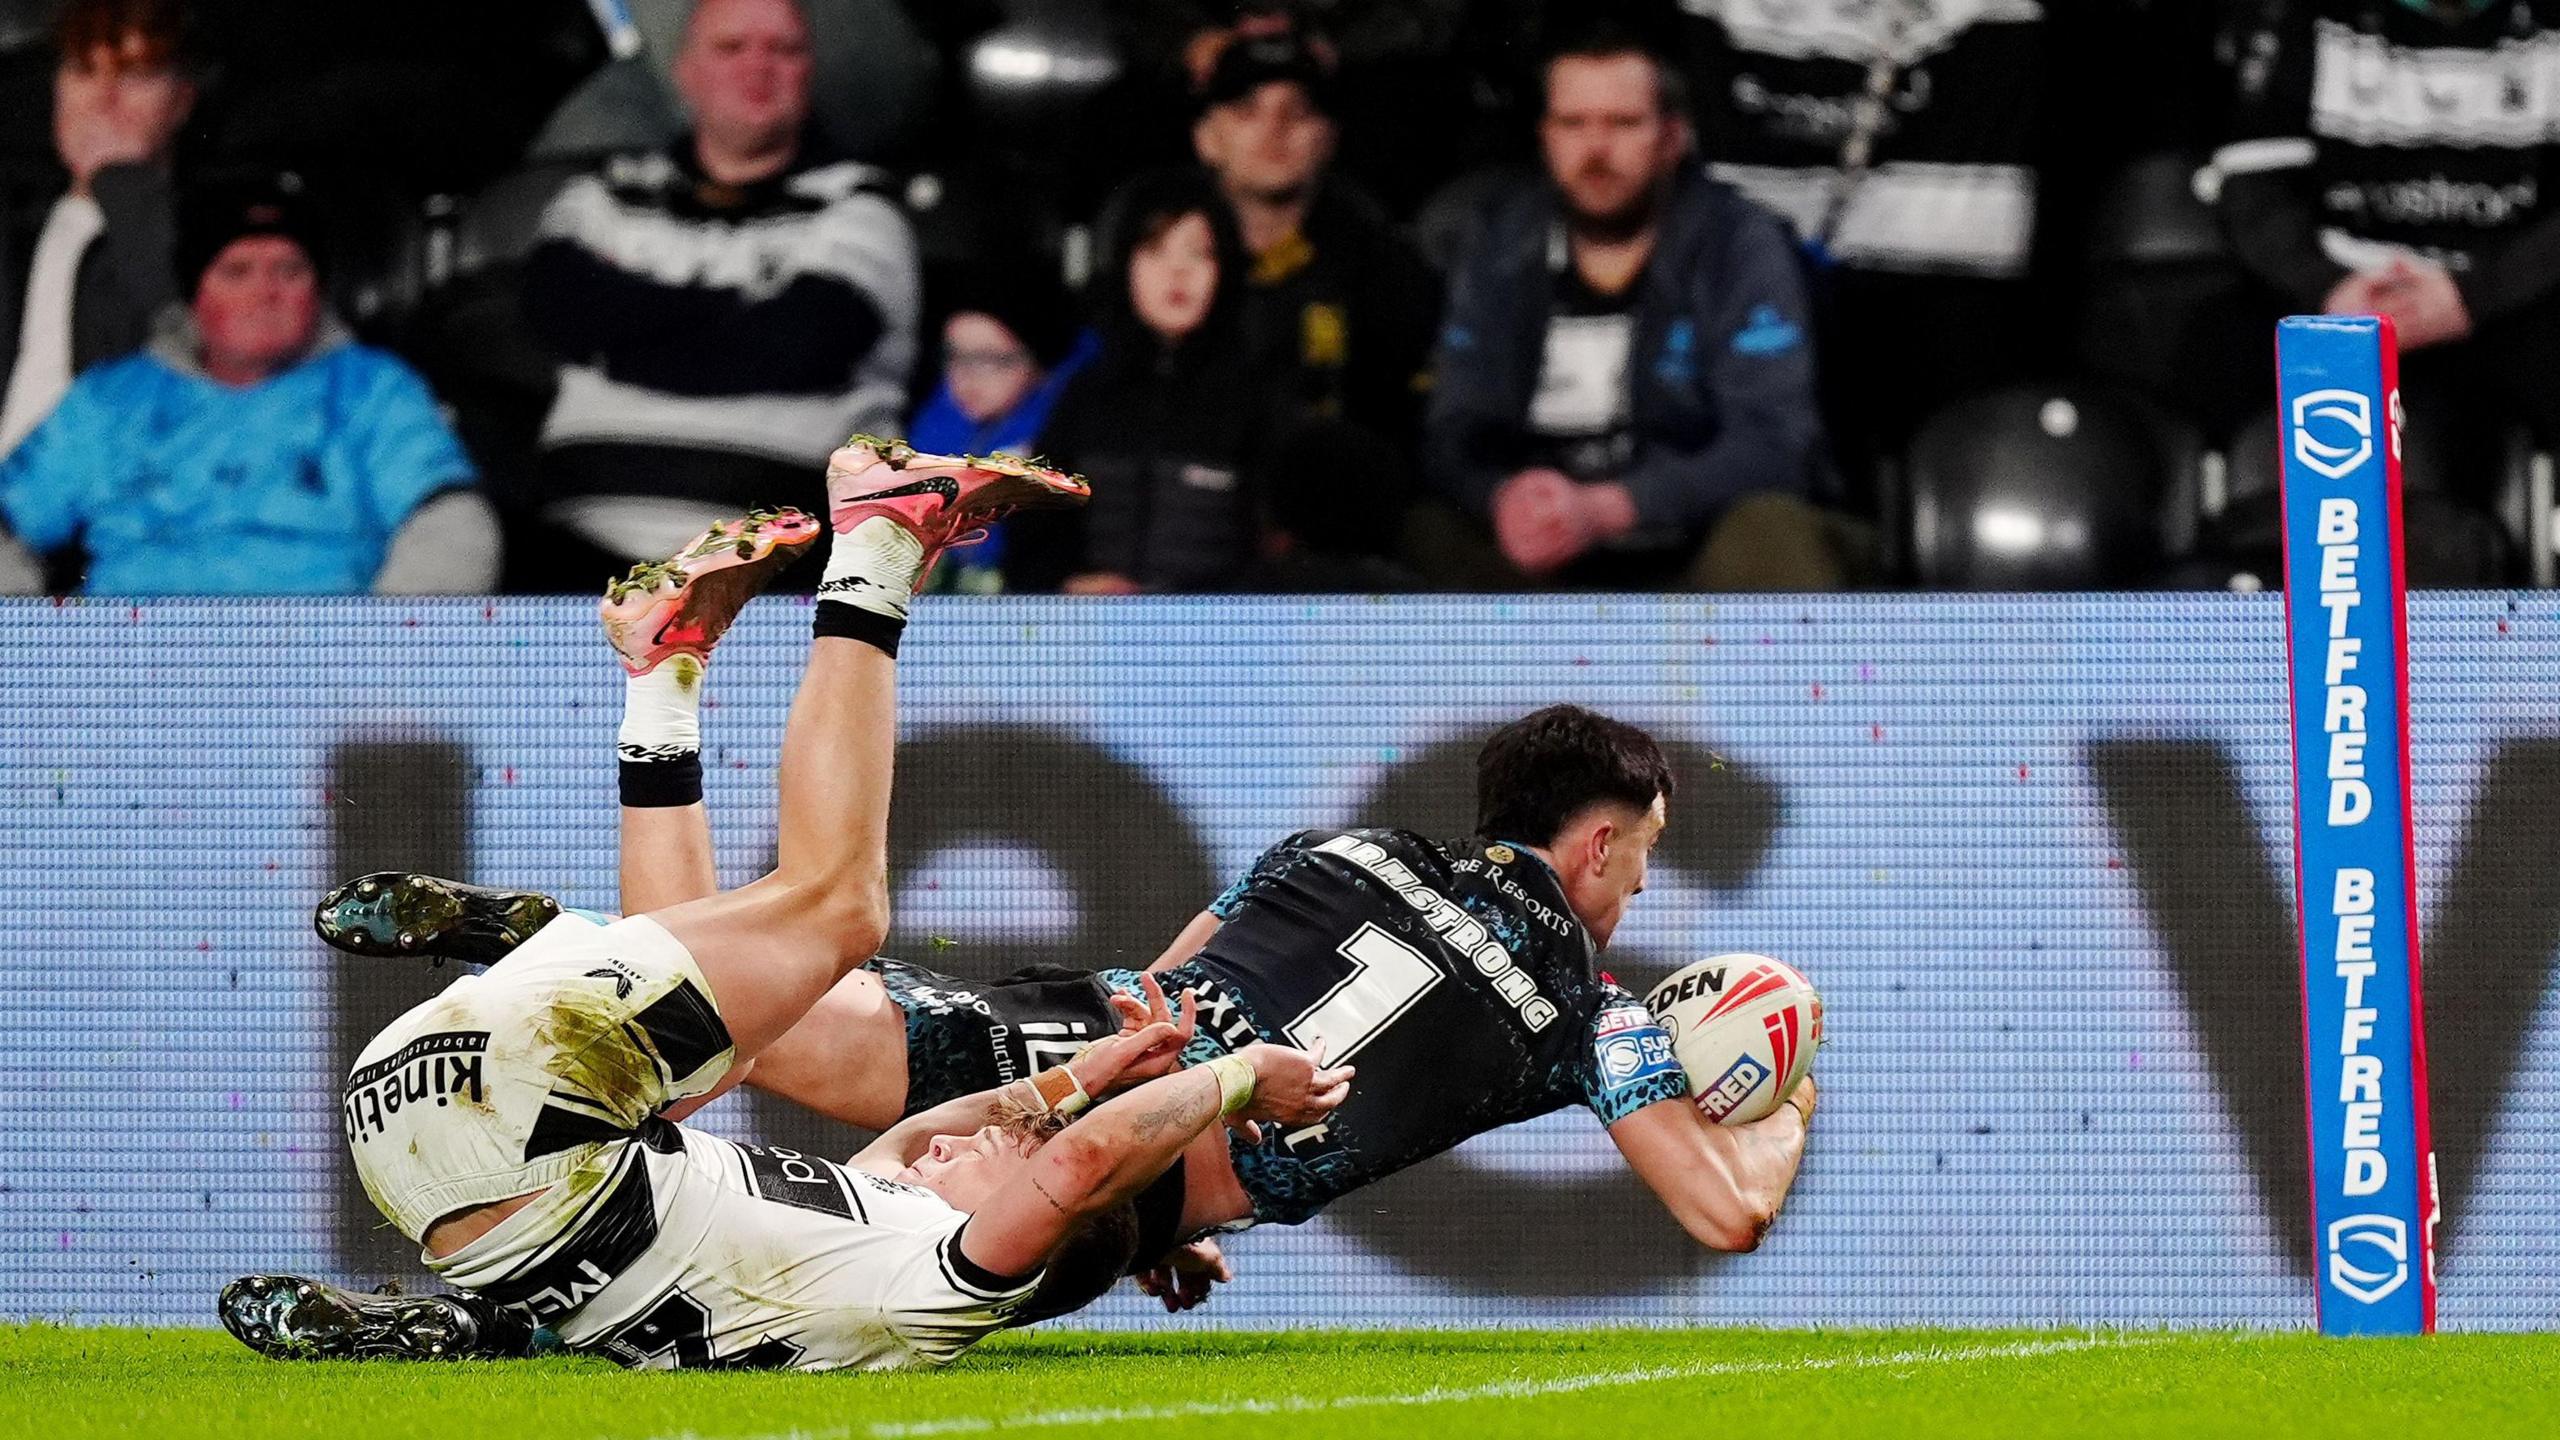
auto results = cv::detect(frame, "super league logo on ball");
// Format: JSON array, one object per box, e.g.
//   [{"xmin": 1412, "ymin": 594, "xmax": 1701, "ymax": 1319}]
[
  {"xmin": 2291, "ymin": 388, "xmax": 2374, "ymax": 481},
  {"xmin": 2326, "ymin": 1213, "xmax": 2410, "ymax": 1305}
]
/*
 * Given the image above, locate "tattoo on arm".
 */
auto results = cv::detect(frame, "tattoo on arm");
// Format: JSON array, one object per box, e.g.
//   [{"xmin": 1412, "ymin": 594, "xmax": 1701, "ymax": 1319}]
[
  {"xmin": 1125, "ymin": 1077, "xmax": 1214, "ymax": 1145},
  {"xmin": 1027, "ymin": 1173, "xmax": 1072, "ymax": 1217}
]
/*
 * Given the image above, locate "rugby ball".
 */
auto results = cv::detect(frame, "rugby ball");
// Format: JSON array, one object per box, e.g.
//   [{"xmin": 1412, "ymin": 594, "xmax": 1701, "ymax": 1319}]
[{"xmin": 1643, "ymin": 954, "xmax": 1823, "ymax": 1126}]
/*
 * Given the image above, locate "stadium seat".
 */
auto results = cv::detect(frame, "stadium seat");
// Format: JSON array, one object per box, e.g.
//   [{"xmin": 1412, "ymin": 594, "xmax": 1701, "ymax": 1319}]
[
  {"xmin": 2074, "ymin": 152, "xmax": 2264, "ymax": 436},
  {"xmin": 906, "ymin": 166, "xmax": 1079, "ymax": 282},
  {"xmin": 0, "ymin": 0, "xmax": 47, "ymax": 52},
  {"xmin": 320, "ymin": 181, "xmax": 432, "ymax": 338},
  {"xmin": 1413, "ymin": 164, "xmax": 1534, "ymax": 277},
  {"xmin": 2222, "ymin": 401, "xmax": 2476, "ymax": 507},
  {"xmin": 2198, "ymin": 407, "xmax": 2524, "ymax": 588},
  {"xmin": 964, "ymin": 1, "xmax": 1122, "ymax": 148},
  {"xmin": 449, "ymin": 160, "xmax": 586, "ymax": 277},
  {"xmin": 0, "ymin": 13, "xmax": 50, "ymax": 171},
  {"xmin": 928, "ymin": 1, "xmax": 1130, "ymax": 276},
  {"xmin": 1898, "ymin": 383, "xmax": 2187, "ymax": 590},
  {"xmin": 2489, "ymin": 437, "xmax": 2558, "ymax": 588},
  {"xmin": 2088, "ymin": 152, "xmax": 2226, "ymax": 269},
  {"xmin": 401, "ymin": 158, "xmax": 585, "ymax": 403},
  {"xmin": 389, "ymin": 161, "xmax": 589, "ymax": 535}
]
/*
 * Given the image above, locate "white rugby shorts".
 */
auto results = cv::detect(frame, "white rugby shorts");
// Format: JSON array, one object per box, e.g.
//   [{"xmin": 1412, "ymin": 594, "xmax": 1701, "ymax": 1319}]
[{"xmin": 344, "ymin": 912, "xmax": 733, "ymax": 1240}]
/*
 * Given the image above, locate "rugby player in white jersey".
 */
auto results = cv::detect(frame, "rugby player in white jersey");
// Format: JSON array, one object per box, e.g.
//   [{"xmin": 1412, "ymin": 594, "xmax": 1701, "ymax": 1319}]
[{"xmin": 229, "ymin": 444, "xmax": 1350, "ymax": 1371}]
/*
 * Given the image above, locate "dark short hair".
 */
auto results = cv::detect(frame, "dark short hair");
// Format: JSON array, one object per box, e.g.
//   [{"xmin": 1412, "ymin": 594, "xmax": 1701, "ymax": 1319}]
[
  {"xmin": 1476, "ymin": 704, "xmax": 1674, "ymax": 845},
  {"xmin": 1093, "ymin": 167, "xmax": 1249, "ymax": 348},
  {"xmin": 1541, "ymin": 21, "xmax": 1689, "ymax": 120},
  {"xmin": 933, "ymin": 258, "xmax": 1082, "ymax": 369}
]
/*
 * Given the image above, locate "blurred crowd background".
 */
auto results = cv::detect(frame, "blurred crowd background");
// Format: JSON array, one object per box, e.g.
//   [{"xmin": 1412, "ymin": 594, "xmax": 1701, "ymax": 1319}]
[{"xmin": 0, "ymin": 0, "xmax": 2549, "ymax": 598}]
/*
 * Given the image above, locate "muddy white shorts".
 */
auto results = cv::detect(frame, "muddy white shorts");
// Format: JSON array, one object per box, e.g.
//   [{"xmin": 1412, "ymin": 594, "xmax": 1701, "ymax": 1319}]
[{"xmin": 343, "ymin": 912, "xmax": 735, "ymax": 1241}]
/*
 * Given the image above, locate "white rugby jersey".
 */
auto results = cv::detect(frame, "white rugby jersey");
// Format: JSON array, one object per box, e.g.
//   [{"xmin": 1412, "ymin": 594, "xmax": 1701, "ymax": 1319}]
[
  {"xmin": 430, "ymin": 1125, "xmax": 1039, "ymax": 1371},
  {"xmin": 345, "ymin": 911, "xmax": 1034, "ymax": 1372}
]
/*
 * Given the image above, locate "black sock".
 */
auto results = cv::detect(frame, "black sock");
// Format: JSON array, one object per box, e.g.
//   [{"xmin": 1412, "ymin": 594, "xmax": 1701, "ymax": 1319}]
[
  {"xmin": 813, "ymin": 600, "xmax": 904, "ymax": 658},
  {"xmin": 618, "ymin": 753, "xmax": 704, "ymax": 808},
  {"xmin": 450, "ymin": 1293, "xmax": 541, "ymax": 1358}
]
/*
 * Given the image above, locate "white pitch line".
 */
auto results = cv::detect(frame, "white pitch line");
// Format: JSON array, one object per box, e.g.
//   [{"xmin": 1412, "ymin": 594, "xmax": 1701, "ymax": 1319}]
[{"xmin": 654, "ymin": 1334, "xmax": 2162, "ymax": 1440}]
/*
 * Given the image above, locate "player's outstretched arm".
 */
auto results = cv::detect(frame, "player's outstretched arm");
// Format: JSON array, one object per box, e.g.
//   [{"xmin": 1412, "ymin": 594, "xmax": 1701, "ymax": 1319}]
[
  {"xmin": 1608, "ymin": 1078, "xmax": 1815, "ymax": 1253},
  {"xmin": 959, "ymin": 1043, "xmax": 1353, "ymax": 1280}
]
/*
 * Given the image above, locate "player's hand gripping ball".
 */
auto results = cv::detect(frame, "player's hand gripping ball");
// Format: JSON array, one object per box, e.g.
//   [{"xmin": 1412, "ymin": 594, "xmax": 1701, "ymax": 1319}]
[{"xmin": 1644, "ymin": 954, "xmax": 1823, "ymax": 1125}]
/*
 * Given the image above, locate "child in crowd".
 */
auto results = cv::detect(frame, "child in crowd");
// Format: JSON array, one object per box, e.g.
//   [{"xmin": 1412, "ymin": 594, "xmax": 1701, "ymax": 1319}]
[
  {"xmin": 905, "ymin": 262, "xmax": 1094, "ymax": 592},
  {"xmin": 1011, "ymin": 170, "xmax": 1273, "ymax": 594}
]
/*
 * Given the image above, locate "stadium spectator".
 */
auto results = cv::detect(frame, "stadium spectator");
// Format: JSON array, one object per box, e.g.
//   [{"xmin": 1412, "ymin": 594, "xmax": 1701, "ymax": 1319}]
[
  {"xmin": 1141, "ymin": 2, "xmax": 1508, "ymax": 211},
  {"xmin": 520, "ymin": 0, "xmax": 919, "ymax": 579},
  {"xmin": 1187, "ymin": 25, "xmax": 1438, "ymax": 443},
  {"xmin": 905, "ymin": 260, "xmax": 1095, "ymax": 592},
  {"xmin": 0, "ymin": 178, "xmax": 496, "ymax": 595},
  {"xmin": 909, "ymin": 263, "xmax": 1091, "ymax": 464},
  {"xmin": 2215, "ymin": 0, "xmax": 2560, "ymax": 447},
  {"xmin": 1418, "ymin": 29, "xmax": 1837, "ymax": 591},
  {"xmin": 0, "ymin": 0, "xmax": 196, "ymax": 457},
  {"xmin": 1008, "ymin": 170, "xmax": 1271, "ymax": 594},
  {"xmin": 1674, "ymin": 0, "xmax": 2053, "ymax": 485},
  {"xmin": 529, "ymin": 0, "xmax": 939, "ymax": 167}
]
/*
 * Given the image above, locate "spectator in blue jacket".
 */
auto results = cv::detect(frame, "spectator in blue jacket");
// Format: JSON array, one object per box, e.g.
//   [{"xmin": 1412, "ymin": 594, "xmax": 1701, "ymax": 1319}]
[
  {"xmin": 0, "ymin": 179, "xmax": 495, "ymax": 595},
  {"xmin": 1419, "ymin": 27, "xmax": 1839, "ymax": 591},
  {"xmin": 907, "ymin": 262, "xmax": 1091, "ymax": 464},
  {"xmin": 905, "ymin": 261, "xmax": 1094, "ymax": 592}
]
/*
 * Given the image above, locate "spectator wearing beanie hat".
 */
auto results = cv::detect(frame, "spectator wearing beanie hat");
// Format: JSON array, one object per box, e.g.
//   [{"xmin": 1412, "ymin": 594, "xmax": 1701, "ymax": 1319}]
[
  {"xmin": 0, "ymin": 175, "xmax": 497, "ymax": 595},
  {"xmin": 908, "ymin": 261, "xmax": 1093, "ymax": 462},
  {"xmin": 904, "ymin": 260, "xmax": 1096, "ymax": 592}
]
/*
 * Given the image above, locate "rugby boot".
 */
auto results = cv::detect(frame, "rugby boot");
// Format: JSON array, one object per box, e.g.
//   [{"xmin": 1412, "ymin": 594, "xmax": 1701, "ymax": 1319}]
[
  {"xmin": 314, "ymin": 871, "xmax": 560, "ymax": 968},
  {"xmin": 600, "ymin": 506, "xmax": 822, "ymax": 677},
  {"xmin": 219, "ymin": 1274, "xmax": 537, "ymax": 1361},
  {"xmin": 824, "ymin": 434, "xmax": 1090, "ymax": 586}
]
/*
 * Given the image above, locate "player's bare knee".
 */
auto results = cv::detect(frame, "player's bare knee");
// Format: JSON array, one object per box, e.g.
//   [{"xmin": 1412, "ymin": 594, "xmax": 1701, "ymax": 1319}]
[
  {"xmin": 842, "ymin": 914, "xmax": 888, "ymax": 967},
  {"xmin": 758, "ymin": 877, "xmax": 886, "ymax": 964},
  {"xmin": 819, "ymin": 886, "xmax": 889, "ymax": 964}
]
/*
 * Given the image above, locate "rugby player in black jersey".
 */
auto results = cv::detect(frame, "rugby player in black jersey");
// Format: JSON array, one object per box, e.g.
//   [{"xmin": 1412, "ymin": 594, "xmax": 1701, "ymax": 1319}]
[{"xmin": 227, "ymin": 511, "xmax": 1812, "ymax": 1365}]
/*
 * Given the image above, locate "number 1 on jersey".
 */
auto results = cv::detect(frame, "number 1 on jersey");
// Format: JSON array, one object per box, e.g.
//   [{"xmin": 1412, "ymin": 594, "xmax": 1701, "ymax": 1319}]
[{"xmin": 1283, "ymin": 923, "xmax": 1443, "ymax": 1065}]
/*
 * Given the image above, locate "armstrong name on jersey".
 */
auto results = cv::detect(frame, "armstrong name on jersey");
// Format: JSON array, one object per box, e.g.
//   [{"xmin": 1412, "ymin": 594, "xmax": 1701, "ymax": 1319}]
[{"xmin": 1149, "ymin": 828, "xmax": 1689, "ymax": 1225}]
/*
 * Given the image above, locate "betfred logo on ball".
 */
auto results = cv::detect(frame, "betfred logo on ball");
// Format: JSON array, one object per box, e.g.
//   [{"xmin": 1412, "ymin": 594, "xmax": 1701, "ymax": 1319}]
[
  {"xmin": 1695, "ymin": 1053, "xmax": 1773, "ymax": 1122},
  {"xmin": 1645, "ymin": 954, "xmax": 1823, "ymax": 1126}
]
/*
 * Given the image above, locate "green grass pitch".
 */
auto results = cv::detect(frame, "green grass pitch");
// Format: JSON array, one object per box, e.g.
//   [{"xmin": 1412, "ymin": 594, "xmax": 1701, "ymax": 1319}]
[{"xmin": 5, "ymin": 1324, "xmax": 2554, "ymax": 1440}]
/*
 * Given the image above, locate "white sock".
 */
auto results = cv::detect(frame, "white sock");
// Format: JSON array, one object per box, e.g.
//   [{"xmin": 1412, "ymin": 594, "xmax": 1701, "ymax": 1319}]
[
  {"xmin": 816, "ymin": 517, "xmax": 926, "ymax": 622},
  {"xmin": 617, "ymin": 654, "xmax": 705, "ymax": 763}
]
